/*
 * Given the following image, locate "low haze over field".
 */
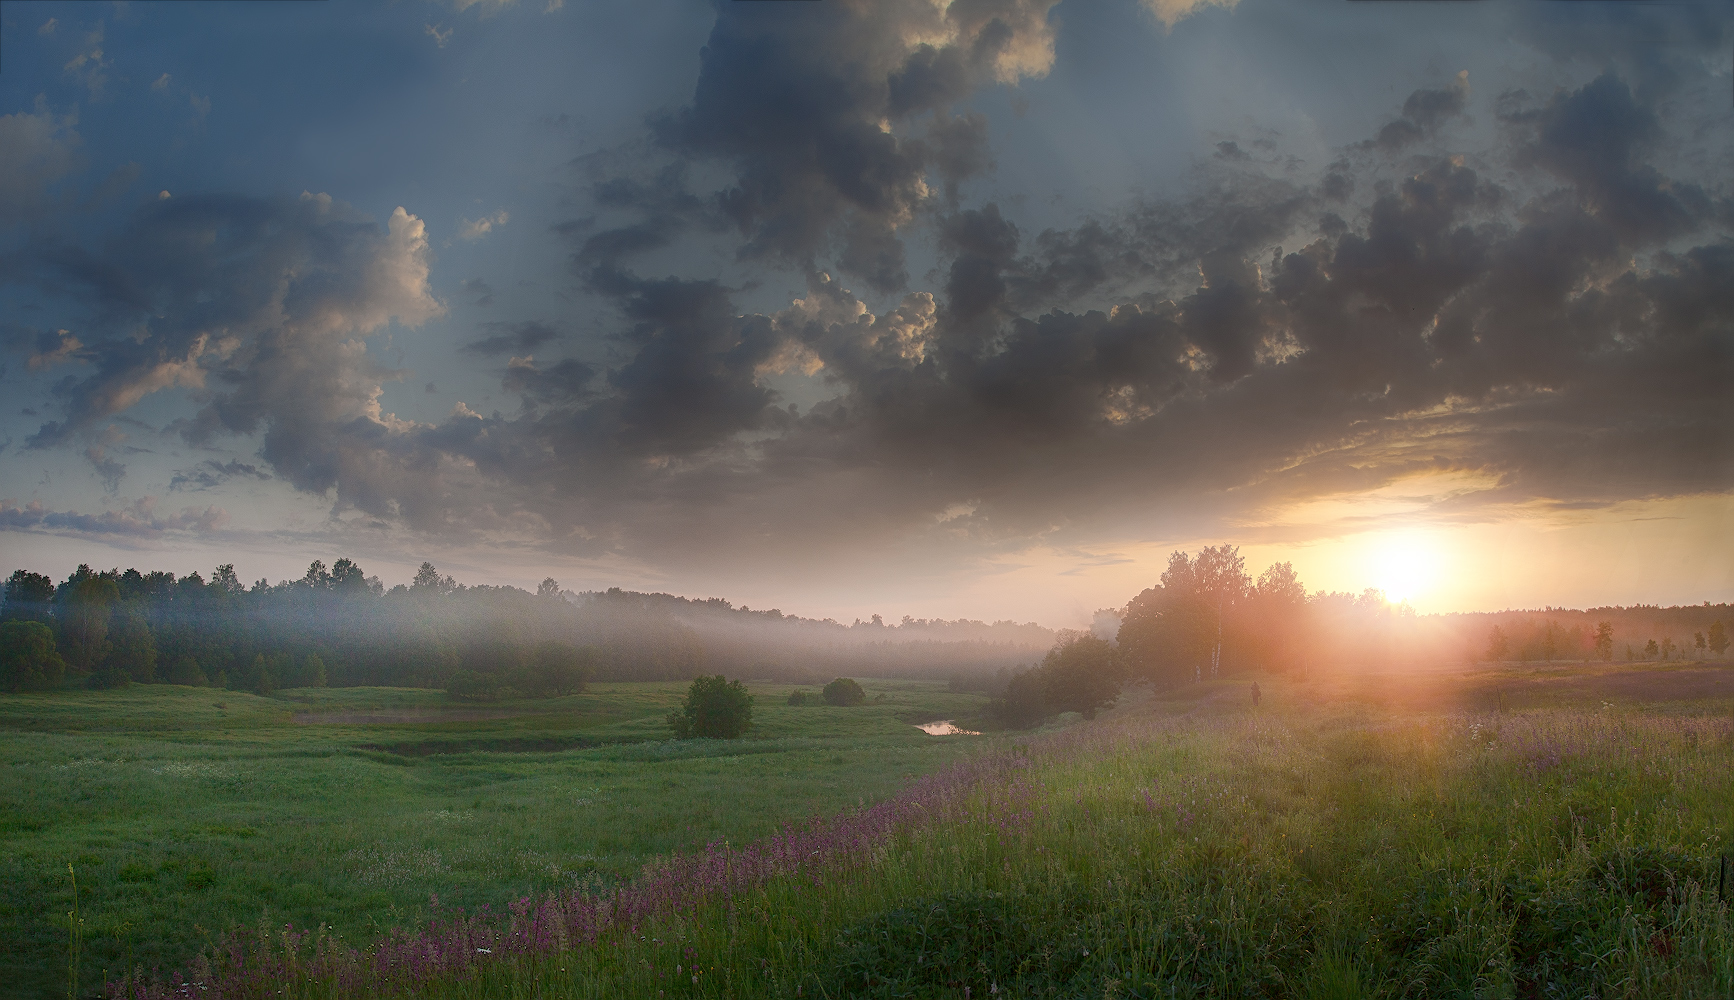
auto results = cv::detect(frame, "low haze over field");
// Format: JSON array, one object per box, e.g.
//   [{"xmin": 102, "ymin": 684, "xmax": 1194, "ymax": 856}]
[{"xmin": 0, "ymin": 0, "xmax": 1729, "ymax": 623}]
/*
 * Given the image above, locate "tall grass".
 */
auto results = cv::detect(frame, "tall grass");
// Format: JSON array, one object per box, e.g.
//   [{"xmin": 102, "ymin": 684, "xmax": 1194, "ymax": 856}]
[{"xmin": 111, "ymin": 697, "xmax": 1734, "ymax": 999}]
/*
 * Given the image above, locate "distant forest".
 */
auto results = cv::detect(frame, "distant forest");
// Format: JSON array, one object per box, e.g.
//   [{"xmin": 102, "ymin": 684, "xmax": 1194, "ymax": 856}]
[
  {"xmin": 0, "ymin": 560, "xmax": 1054, "ymax": 694},
  {"xmin": 1, "ymin": 550, "xmax": 1726, "ymax": 697}
]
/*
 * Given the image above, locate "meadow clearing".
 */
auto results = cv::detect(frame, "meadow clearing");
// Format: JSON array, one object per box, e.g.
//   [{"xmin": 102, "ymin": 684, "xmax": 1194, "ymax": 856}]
[
  {"xmin": 0, "ymin": 679, "xmax": 989, "ymax": 999},
  {"xmin": 4, "ymin": 660, "xmax": 1733, "ymax": 999}
]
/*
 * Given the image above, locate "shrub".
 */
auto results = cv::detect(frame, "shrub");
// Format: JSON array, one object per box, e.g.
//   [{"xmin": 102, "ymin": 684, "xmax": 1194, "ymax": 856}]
[
  {"xmin": 668, "ymin": 675, "xmax": 754, "ymax": 738},
  {"xmin": 986, "ymin": 666, "xmax": 1047, "ymax": 728},
  {"xmin": 1039, "ymin": 633, "xmax": 1123, "ymax": 719},
  {"xmin": 0, "ymin": 621, "xmax": 67, "ymax": 691},
  {"xmin": 787, "ymin": 690, "xmax": 812, "ymax": 705},
  {"xmin": 823, "ymin": 676, "xmax": 867, "ymax": 706}
]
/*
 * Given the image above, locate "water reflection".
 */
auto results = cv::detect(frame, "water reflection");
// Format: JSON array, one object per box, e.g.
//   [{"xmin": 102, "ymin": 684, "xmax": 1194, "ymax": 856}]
[{"xmin": 914, "ymin": 720, "xmax": 980, "ymax": 736}]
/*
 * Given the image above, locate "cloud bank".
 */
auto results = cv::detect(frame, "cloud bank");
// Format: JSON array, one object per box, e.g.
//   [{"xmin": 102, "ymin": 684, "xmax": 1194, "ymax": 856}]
[{"xmin": 2, "ymin": 1, "xmax": 1729, "ymax": 584}]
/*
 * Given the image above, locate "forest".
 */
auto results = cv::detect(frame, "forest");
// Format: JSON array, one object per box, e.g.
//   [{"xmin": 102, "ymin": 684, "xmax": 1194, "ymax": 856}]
[
  {"xmin": 5, "ymin": 545, "xmax": 1724, "ymax": 705},
  {"xmin": 0, "ymin": 559, "xmax": 1054, "ymax": 695}
]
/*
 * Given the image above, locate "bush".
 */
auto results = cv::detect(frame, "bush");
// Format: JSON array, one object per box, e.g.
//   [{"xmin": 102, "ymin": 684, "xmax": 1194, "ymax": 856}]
[
  {"xmin": 986, "ymin": 666, "xmax": 1047, "ymax": 728},
  {"xmin": 668, "ymin": 675, "xmax": 754, "ymax": 739},
  {"xmin": 787, "ymin": 690, "xmax": 812, "ymax": 705},
  {"xmin": 822, "ymin": 676, "xmax": 866, "ymax": 706},
  {"xmin": 0, "ymin": 621, "xmax": 67, "ymax": 691},
  {"xmin": 1039, "ymin": 633, "xmax": 1123, "ymax": 719}
]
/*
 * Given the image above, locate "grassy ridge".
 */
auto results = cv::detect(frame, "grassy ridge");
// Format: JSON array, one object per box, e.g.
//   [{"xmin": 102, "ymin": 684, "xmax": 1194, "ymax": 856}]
[
  {"xmin": 145, "ymin": 673, "xmax": 1734, "ymax": 999},
  {"xmin": 0, "ymin": 680, "xmax": 989, "ymax": 999}
]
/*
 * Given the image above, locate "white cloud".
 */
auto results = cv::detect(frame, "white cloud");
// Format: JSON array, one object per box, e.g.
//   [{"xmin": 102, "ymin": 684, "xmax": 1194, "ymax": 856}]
[
  {"xmin": 458, "ymin": 209, "xmax": 509, "ymax": 241},
  {"xmin": 1142, "ymin": 0, "xmax": 1241, "ymax": 30},
  {"xmin": 38, "ymin": 17, "xmax": 57, "ymax": 36},
  {"xmin": 62, "ymin": 23, "xmax": 110, "ymax": 98},
  {"xmin": 152, "ymin": 73, "xmax": 172, "ymax": 91},
  {"xmin": 425, "ymin": 23, "xmax": 453, "ymax": 48}
]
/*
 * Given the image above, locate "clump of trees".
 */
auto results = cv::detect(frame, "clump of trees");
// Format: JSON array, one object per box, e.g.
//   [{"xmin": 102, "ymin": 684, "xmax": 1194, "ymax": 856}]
[
  {"xmin": 667, "ymin": 675, "xmax": 754, "ymax": 739},
  {"xmin": 822, "ymin": 677, "xmax": 866, "ymax": 706},
  {"xmin": 1116, "ymin": 546, "xmax": 1312, "ymax": 686},
  {"xmin": 988, "ymin": 632, "xmax": 1124, "ymax": 728},
  {"xmin": 0, "ymin": 621, "xmax": 67, "ymax": 692}
]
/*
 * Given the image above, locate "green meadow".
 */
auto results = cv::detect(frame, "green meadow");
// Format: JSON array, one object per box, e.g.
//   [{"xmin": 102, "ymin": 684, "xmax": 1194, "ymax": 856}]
[
  {"xmin": 0, "ymin": 680, "xmax": 990, "ymax": 999},
  {"xmin": 7, "ymin": 661, "xmax": 1734, "ymax": 999}
]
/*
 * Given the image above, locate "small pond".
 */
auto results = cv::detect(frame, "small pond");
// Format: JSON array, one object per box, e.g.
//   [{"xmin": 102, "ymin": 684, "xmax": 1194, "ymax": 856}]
[{"xmin": 914, "ymin": 720, "xmax": 980, "ymax": 736}]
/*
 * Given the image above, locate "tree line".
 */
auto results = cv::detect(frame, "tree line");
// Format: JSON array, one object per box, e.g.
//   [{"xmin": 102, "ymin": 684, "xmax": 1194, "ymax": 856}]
[
  {"xmin": 984, "ymin": 546, "xmax": 1734, "ymax": 729},
  {"xmin": 1483, "ymin": 617, "xmax": 1729, "ymax": 664},
  {"xmin": 0, "ymin": 560, "xmax": 1051, "ymax": 695}
]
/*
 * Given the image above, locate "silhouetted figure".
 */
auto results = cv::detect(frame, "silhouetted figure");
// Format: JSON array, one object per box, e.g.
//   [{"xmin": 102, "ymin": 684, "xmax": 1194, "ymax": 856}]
[{"xmin": 1250, "ymin": 681, "xmax": 1262, "ymax": 707}]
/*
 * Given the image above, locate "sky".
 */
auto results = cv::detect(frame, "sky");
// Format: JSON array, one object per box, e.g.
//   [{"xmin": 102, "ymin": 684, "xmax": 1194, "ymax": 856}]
[{"xmin": 0, "ymin": 0, "xmax": 1730, "ymax": 626}]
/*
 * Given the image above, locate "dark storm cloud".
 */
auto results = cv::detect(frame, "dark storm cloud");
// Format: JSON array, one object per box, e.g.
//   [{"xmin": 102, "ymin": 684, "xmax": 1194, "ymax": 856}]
[
  {"xmin": 1366, "ymin": 71, "xmax": 1469, "ymax": 151},
  {"xmin": 581, "ymin": 0, "xmax": 1063, "ymax": 292},
  {"xmin": 0, "ymin": 498, "xmax": 228, "ymax": 537},
  {"xmin": 1507, "ymin": 1, "xmax": 1729, "ymax": 98},
  {"xmin": 8, "ymin": 1, "xmax": 1731, "ymax": 568},
  {"xmin": 501, "ymin": 356, "xmax": 597, "ymax": 407},
  {"xmin": 3, "ymin": 189, "xmax": 449, "ymax": 522},
  {"xmin": 463, "ymin": 320, "xmax": 560, "ymax": 355},
  {"xmin": 1508, "ymin": 73, "xmax": 1712, "ymax": 243},
  {"xmin": 542, "ymin": 67, "xmax": 1724, "ymax": 558},
  {"xmin": 12, "ymin": 192, "xmax": 440, "ymax": 456},
  {"xmin": 168, "ymin": 458, "xmax": 270, "ymax": 493}
]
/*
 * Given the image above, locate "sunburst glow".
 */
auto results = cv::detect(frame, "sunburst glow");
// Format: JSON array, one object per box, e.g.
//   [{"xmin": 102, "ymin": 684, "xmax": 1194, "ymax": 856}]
[{"xmin": 1372, "ymin": 533, "xmax": 1441, "ymax": 605}]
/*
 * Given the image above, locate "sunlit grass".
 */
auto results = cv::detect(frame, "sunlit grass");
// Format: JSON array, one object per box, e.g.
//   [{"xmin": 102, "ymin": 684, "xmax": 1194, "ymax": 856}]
[{"xmin": 106, "ymin": 674, "xmax": 1734, "ymax": 999}]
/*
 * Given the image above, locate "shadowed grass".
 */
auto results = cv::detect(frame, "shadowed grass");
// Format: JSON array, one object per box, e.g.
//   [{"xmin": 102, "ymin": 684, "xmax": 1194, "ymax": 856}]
[{"xmin": 0, "ymin": 679, "xmax": 990, "ymax": 999}]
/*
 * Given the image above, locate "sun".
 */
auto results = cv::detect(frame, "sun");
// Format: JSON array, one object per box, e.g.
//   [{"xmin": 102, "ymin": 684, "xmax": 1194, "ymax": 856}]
[{"xmin": 1372, "ymin": 533, "xmax": 1439, "ymax": 605}]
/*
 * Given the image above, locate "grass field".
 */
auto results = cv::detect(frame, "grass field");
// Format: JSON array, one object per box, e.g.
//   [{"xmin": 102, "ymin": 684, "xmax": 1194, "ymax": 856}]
[
  {"xmin": 0, "ymin": 679, "xmax": 991, "ymax": 1000},
  {"xmin": 8, "ymin": 660, "xmax": 1734, "ymax": 999}
]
